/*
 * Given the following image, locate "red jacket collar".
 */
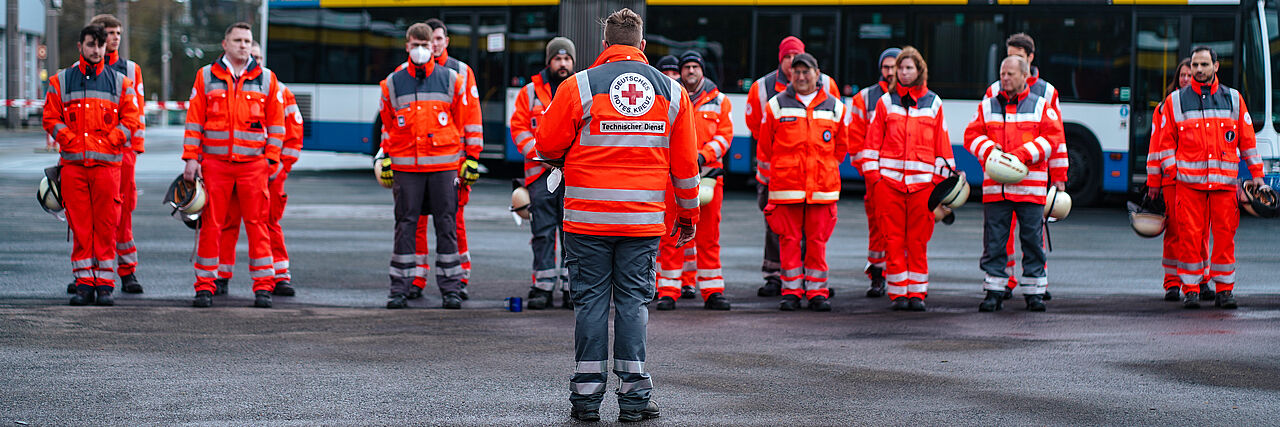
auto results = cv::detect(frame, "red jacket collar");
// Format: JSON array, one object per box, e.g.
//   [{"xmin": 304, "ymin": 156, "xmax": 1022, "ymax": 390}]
[
  {"xmin": 212, "ymin": 55, "xmax": 261, "ymax": 80},
  {"xmin": 876, "ymin": 80, "xmax": 890, "ymax": 93},
  {"xmin": 105, "ymin": 50, "xmax": 120, "ymax": 67},
  {"xmin": 592, "ymin": 44, "xmax": 648, "ymax": 68},
  {"xmin": 895, "ymin": 82, "xmax": 927, "ymax": 99},
  {"xmin": 434, "ymin": 49, "xmax": 450, "ymax": 66},
  {"xmin": 1000, "ymin": 85, "xmax": 1031, "ymax": 104},
  {"xmin": 77, "ymin": 56, "xmax": 104, "ymax": 76},
  {"xmin": 786, "ymin": 86, "xmax": 828, "ymax": 109},
  {"xmin": 1191, "ymin": 76, "xmax": 1220, "ymax": 96},
  {"xmin": 406, "ymin": 56, "xmax": 435, "ymax": 78}
]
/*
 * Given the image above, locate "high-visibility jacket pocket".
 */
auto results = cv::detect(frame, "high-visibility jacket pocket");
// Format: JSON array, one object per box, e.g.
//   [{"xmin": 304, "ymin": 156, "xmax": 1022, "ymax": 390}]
[{"xmin": 206, "ymin": 92, "xmax": 230, "ymax": 130}]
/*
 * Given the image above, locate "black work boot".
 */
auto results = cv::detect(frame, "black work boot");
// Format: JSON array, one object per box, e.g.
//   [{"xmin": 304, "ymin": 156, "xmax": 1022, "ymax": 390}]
[
  {"xmin": 561, "ymin": 290, "xmax": 573, "ymax": 309},
  {"xmin": 618, "ymin": 401, "xmax": 660, "ymax": 422},
  {"xmin": 1183, "ymin": 292, "xmax": 1201, "ymax": 309},
  {"xmin": 1042, "ymin": 291, "xmax": 1052, "ymax": 301},
  {"xmin": 569, "ymin": 406, "xmax": 600, "ymax": 422},
  {"xmin": 704, "ymin": 293, "xmax": 731, "ymax": 311},
  {"xmin": 1215, "ymin": 290, "xmax": 1238, "ymax": 309},
  {"xmin": 213, "ymin": 278, "xmax": 229, "ymax": 295},
  {"xmin": 655, "ymin": 296, "xmax": 676, "ymax": 311},
  {"xmin": 979, "ymin": 290, "xmax": 1003, "ymax": 312},
  {"xmin": 253, "ymin": 290, "xmax": 273, "ymax": 308},
  {"xmin": 69, "ymin": 285, "xmax": 95, "ymax": 306},
  {"xmin": 1199, "ymin": 283, "xmax": 1215, "ymax": 301},
  {"xmin": 527, "ymin": 288, "xmax": 553, "ymax": 310},
  {"xmin": 458, "ymin": 286, "xmax": 470, "ymax": 301},
  {"xmin": 120, "ymin": 274, "xmax": 143, "ymax": 294},
  {"xmin": 891, "ymin": 297, "xmax": 909, "ymax": 311},
  {"xmin": 907, "ymin": 297, "xmax": 927, "ymax": 312},
  {"xmin": 866, "ymin": 266, "xmax": 886, "ymax": 298},
  {"xmin": 1025, "ymin": 294, "xmax": 1046, "ymax": 312},
  {"xmin": 779, "ymin": 294, "xmax": 801, "ymax": 311},
  {"xmin": 94, "ymin": 286, "xmax": 115, "ymax": 306},
  {"xmin": 406, "ymin": 286, "xmax": 424, "ymax": 300},
  {"xmin": 66, "ymin": 281, "xmax": 77, "ymax": 294},
  {"xmin": 1164, "ymin": 287, "xmax": 1181, "ymax": 302},
  {"xmin": 808, "ymin": 295, "xmax": 831, "ymax": 312},
  {"xmin": 192, "ymin": 290, "xmax": 213, "ymax": 308},
  {"xmin": 272, "ymin": 280, "xmax": 296, "ymax": 296},
  {"xmin": 681, "ymin": 285, "xmax": 697, "ymax": 300},
  {"xmin": 1002, "ymin": 288, "xmax": 1014, "ymax": 300},
  {"xmin": 442, "ymin": 292, "xmax": 463, "ymax": 309},
  {"xmin": 386, "ymin": 293, "xmax": 408, "ymax": 309},
  {"xmin": 758, "ymin": 277, "xmax": 782, "ymax": 297}
]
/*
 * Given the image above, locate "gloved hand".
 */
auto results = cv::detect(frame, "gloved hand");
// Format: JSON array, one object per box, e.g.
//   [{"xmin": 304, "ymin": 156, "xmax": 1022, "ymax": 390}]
[
  {"xmin": 671, "ymin": 217, "xmax": 695, "ymax": 248},
  {"xmin": 459, "ymin": 156, "xmax": 481, "ymax": 186},
  {"xmin": 376, "ymin": 150, "xmax": 394, "ymax": 189},
  {"xmin": 698, "ymin": 154, "xmax": 707, "ymax": 167}
]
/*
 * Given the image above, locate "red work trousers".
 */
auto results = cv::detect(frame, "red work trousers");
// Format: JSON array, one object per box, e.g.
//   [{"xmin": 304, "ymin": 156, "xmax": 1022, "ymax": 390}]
[
  {"xmin": 864, "ymin": 183, "xmax": 886, "ymax": 273},
  {"xmin": 1173, "ymin": 185, "xmax": 1238, "ymax": 293},
  {"xmin": 219, "ymin": 165, "xmax": 292, "ymax": 283},
  {"xmin": 115, "ymin": 150, "xmax": 138, "ymax": 276},
  {"xmin": 658, "ymin": 177, "xmax": 724, "ymax": 301},
  {"xmin": 876, "ymin": 181, "xmax": 934, "ymax": 300},
  {"xmin": 63, "ymin": 163, "xmax": 121, "ymax": 288},
  {"xmin": 764, "ymin": 201, "xmax": 836, "ymax": 299},
  {"xmin": 1159, "ymin": 184, "xmax": 1207, "ymax": 289},
  {"xmin": 193, "ymin": 158, "xmax": 273, "ymax": 293},
  {"xmin": 414, "ymin": 182, "xmax": 470, "ymax": 289}
]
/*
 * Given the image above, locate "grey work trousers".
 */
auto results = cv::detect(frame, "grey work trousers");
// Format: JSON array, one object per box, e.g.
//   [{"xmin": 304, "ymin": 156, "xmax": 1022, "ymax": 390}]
[
  {"xmin": 529, "ymin": 173, "xmax": 568, "ymax": 292},
  {"xmin": 756, "ymin": 182, "xmax": 782, "ymax": 281},
  {"xmin": 980, "ymin": 201, "xmax": 1048, "ymax": 295},
  {"xmin": 389, "ymin": 170, "xmax": 462, "ymax": 296},
  {"xmin": 565, "ymin": 232, "xmax": 658, "ymax": 411}
]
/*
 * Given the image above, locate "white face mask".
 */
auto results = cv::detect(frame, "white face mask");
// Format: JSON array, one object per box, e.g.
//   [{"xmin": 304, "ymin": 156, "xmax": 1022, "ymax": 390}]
[{"xmin": 410, "ymin": 46, "xmax": 431, "ymax": 64}]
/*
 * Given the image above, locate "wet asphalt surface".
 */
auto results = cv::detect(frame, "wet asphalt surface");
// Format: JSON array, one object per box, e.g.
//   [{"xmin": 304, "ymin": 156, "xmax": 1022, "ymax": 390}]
[{"xmin": 2, "ymin": 128, "xmax": 1280, "ymax": 425}]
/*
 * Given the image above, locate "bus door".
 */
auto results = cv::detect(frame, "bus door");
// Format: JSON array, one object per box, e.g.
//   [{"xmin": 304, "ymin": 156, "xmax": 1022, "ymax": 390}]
[
  {"xmin": 1132, "ymin": 13, "xmax": 1183, "ymax": 189},
  {"xmin": 444, "ymin": 10, "xmax": 511, "ymax": 161}
]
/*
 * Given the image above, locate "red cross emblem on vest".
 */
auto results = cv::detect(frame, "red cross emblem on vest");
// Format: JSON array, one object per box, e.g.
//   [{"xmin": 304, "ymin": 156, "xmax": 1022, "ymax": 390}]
[{"xmin": 621, "ymin": 84, "xmax": 644, "ymax": 105}]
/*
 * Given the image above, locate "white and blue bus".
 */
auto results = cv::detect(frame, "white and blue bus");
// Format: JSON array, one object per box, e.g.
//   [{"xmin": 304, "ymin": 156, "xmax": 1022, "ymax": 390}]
[{"xmin": 266, "ymin": 0, "xmax": 1280, "ymax": 205}]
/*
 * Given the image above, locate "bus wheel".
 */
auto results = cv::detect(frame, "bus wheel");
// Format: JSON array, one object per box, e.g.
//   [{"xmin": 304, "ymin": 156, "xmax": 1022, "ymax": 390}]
[{"xmin": 1065, "ymin": 130, "xmax": 1101, "ymax": 206}]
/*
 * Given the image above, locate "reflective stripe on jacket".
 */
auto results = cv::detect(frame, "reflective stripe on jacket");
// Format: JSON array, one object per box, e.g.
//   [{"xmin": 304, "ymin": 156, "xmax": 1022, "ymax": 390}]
[
  {"xmin": 690, "ymin": 78, "xmax": 733, "ymax": 170},
  {"xmin": 511, "ymin": 71, "xmax": 554, "ymax": 182},
  {"xmin": 983, "ymin": 72, "xmax": 1067, "ymax": 183},
  {"xmin": 1152, "ymin": 77, "xmax": 1262, "ymax": 190},
  {"xmin": 378, "ymin": 58, "xmax": 468, "ymax": 173},
  {"xmin": 746, "ymin": 69, "xmax": 840, "ymax": 183},
  {"xmin": 279, "ymin": 84, "xmax": 304, "ymax": 165},
  {"xmin": 182, "ymin": 58, "xmax": 286, "ymax": 163},
  {"xmin": 43, "ymin": 59, "xmax": 142, "ymax": 167},
  {"xmin": 757, "ymin": 87, "xmax": 846, "ymax": 204},
  {"xmin": 964, "ymin": 87, "xmax": 1064, "ymax": 203},
  {"xmin": 535, "ymin": 44, "xmax": 701, "ymax": 237},
  {"xmin": 847, "ymin": 80, "xmax": 889, "ymax": 172},
  {"xmin": 863, "ymin": 84, "xmax": 956, "ymax": 194},
  {"xmin": 105, "ymin": 51, "xmax": 147, "ymax": 152}
]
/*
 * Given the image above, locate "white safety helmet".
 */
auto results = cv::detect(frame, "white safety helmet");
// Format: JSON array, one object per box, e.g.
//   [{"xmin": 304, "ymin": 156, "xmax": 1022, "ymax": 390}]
[
  {"xmin": 1044, "ymin": 186, "xmax": 1072, "ymax": 220},
  {"xmin": 37, "ymin": 166, "xmax": 64, "ymax": 215},
  {"xmin": 511, "ymin": 186, "xmax": 531, "ymax": 220},
  {"xmin": 1127, "ymin": 200, "xmax": 1165, "ymax": 238},
  {"xmin": 929, "ymin": 171, "xmax": 970, "ymax": 210},
  {"xmin": 698, "ymin": 177, "xmax": 717, "ymax": 206},
  {"xmin": 985, "ymin": 152, "xmax": 1029, "ymax": 184},
  {"xmin": 164, "ymin": 175, "xmax": 207, "ymax": 230},
  {"xmin": 1237, "ymin": 180, "xmax": 1279, "ymax": 218},
  {"xmin": 374, "ymin": 149, "xmax": 393, "ymax": 189}
]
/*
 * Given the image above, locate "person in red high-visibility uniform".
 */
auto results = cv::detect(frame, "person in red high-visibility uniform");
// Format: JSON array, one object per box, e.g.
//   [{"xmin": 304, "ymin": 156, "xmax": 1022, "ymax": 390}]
[
  {"xmin": 847, "ymin": 47, "xmax": 898, "ymax": 298},
  {"xmin": 757, "ymin": 53, "xmax": 846, "ymax": 312},
  {"xmin": 863, "ymin": 47, "xmax": 956, "ymax": 312},
  {"xmin": 45, "ymin": 25, "xmax": 143, "ymax": 306},
  {"xmin": 1146, "ymin": 58, "xmax": 1210, "ymax": 302},
  {"xmin": 91, "ymin": 14, "xmax": 148, "ymax": 295},
  {"xmin": 1150, "ymin": 46, "xmax": 1265, "ymax": 310},
  {"xmin": 655, "ymin": 50, "xmax": 733, "ymax": 311},
  {"xmin": 182, "ymin": 23, "xmax": 287, "ymax": 309},
  {"xmin": 746, "ymin": 36, "xmax": 841, "ymax": 298},
  {"xmin": 218, "ymin": 43, "xmax": 304, "ymax": 298}
]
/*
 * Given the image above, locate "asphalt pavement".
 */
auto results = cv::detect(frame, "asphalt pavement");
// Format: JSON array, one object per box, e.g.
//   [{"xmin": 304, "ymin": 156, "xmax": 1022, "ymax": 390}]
[{"xmin": 2, "ymin": 127, "xmax": 1280, "ymax": 425}]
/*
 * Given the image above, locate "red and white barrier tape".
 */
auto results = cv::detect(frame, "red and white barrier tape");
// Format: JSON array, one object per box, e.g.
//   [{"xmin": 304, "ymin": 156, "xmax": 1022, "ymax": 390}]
[{"xmin": 3, "ymin": 99, "xmax": 189, "ymax": 111}]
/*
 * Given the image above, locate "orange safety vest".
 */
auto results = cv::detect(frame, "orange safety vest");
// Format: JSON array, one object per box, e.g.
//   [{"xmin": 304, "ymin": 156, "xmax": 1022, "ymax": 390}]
[
  {"xmin": 44, "ymin": 58, "xmax": 142, "ymax": 167},
  {"xmin": 279, "ymin": 84, "xmax": 304, "ymax": 165},
  {"xmin": 511, "ymin": 71, "xmax": 555, "ymax": 182},
  {"xmin": 435, "ymin": 49, "xmax": 485, "ymax": 158},
  {"xmin": 746, "ymin": 68, "xmax": 840, "ymax": 182},
  {"xmin": 1152, "ymin": 77, "xmax": 1262, "ymax": 190},
  {"xmin": 983, "ymin": 69, "xmax": 1068, "ymax": 184},
  {"xmin": 964, "ymin": 86, "xmax": 1063, "ymax": 204},
  {"xmin": 535, "ymin": 44, "xmax": 701, "ymax": 237},
  {"xmin": 756, "ymin": 86, "xmax": 846, "ymax": 204},
  {"xmin": 864, "ymin": 84, "xmax": 956, "ymax": 194},
  {"xmin": 846, "ymin": 80, "xmax": 890, "ymax": 172},
  {"xmin": 378, "ymin": 58, "xmax": 469, "ymax": 173},
  {"xmin": 104, "ymin": 51, "xmax": 147, "ymax": 152},
  {"xmin": 182, "ymin": 57, "xmax": 286, "ymax": 163},
  {"xmin": 689, "ymin": 78, "xmax": 732, "ymax": 169}
]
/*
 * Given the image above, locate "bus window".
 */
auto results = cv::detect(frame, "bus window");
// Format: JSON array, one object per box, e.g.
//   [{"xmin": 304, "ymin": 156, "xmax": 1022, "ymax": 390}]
[
  {"xmin": 841, "ymin": 12, "xmax": 907, "ymax": 94},
  {"xmin": 1191, "ymin": 16, "xmax": 1236, "ymax": 86},
  {"xmin": 646, "ymin": 6, "xmax": 752, "ymax": 93},
  {"xmin": 1014, "ymin": 13, "xmax": 1131, "ymax": 104},
  {"xmin": 1244, "ymin": 7, "xmax": 1267, "ymax": 133},
  {"xmin": 266, "ymin": 8, "xmax": 323, "ymax": 85},
  {"xmin": 914, "ymin": 12, "xmax": 1004, "ymax": 100},
  {"xmin": 508, "ymin": 7, "xmax": 559, "ymax": 88}
]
